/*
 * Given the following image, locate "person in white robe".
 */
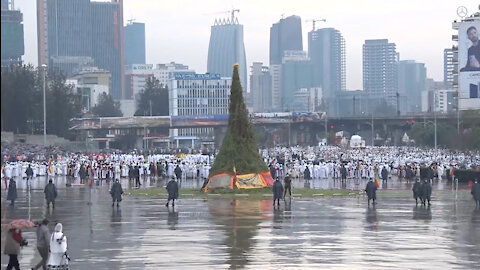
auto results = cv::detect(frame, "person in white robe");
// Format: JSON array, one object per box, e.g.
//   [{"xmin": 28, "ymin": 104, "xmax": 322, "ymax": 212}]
[{"xmin": 47, "ymin": 223, "xmax": 69, "ymax": 270}]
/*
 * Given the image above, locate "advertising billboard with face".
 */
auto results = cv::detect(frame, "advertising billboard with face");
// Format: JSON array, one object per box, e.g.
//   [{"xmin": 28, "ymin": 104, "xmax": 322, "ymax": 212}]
[
  {"xmin": 459, "ymin": 21, "xmax": 480, "ymax": 72},
  {"xmin": 458, "ymin": 20, "xmax": 480, "ymax": 105}
]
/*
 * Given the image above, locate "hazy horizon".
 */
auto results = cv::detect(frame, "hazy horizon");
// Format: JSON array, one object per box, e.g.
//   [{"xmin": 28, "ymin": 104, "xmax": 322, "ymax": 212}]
[{"xmin": 16, "ymin": 0, "xmax": 478, "ymax": 90}]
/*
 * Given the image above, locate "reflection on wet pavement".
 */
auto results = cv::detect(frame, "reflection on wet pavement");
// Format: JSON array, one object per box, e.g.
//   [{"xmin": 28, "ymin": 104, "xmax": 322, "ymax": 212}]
[{"xmin": 1, "ymin": 176, "xmax": 479, "ymax": 269}]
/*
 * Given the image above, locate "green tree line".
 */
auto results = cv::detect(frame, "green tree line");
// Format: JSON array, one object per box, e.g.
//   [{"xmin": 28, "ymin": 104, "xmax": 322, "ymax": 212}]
[
  {"xmin": 1, "ymin": 65, "xmax": 82, "ymax": 138},
  {"xmin": 409, "ymin": 110, "xmax": 480, "ymax": 150}
]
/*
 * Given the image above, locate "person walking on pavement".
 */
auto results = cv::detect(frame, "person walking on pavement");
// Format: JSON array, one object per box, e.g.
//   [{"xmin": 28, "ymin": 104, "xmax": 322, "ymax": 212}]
[
  {"xmin": 471, "ymin": 178, "xmax": 480, "ymax": 208},
  {"xmin": 4, "ymin": 228, "xmax": 27, "ymax": 270},
  {"xmin": 381, "ymin": 166, "xmax": 388, "ymax": 182},
  {"xmin": 110, "ymin": 179, "xmax": 123, "ymax": 207},
  {"xmin": 272, "ymin": 177, "xmax": 283, "ymax": 206},
  {"xmin": 32, "ymin": 219, "xmax": 50, "ymax": 270},
  {"xmin": 7, "ymin": 178, "xmax": 17, "ymax": 205},
  {"xmin": 134, "ymin": 166, "xmax": 141, "ymax": 187},
  {"xmin": 340, "ymin": 164, "xmax": 347, "ymax": 182},
  {"xmin": 44, "ymin": 179, "xmax": 58, "ymax": 208},
  {"xmin": 47, "ymin": 223, "xmax": 69, "ymax": 270},
  {"xmin": 412, "ymin": 178, "xmax": 423, "ymax": 206},
  {"xmin": 365, "ymin": 179, "xmax": 377, "ymax": 206},
  {"xmin": 165, "ymin": 177, "xmax": 179, "ymax": 207},
  {"xmin": 421, "ymin": 179, "xmax": 432, "ymax": 206},
  {"xmin": 174, "ymin": 164, "xmax": 182, "ymax": 181},
  {"xmin": 26, "ymin": 164, "xmax": 34, "ymax": 180},
  {"xmin": 283, "ymin": 174, "xmax": 292, "ymax": 199}
]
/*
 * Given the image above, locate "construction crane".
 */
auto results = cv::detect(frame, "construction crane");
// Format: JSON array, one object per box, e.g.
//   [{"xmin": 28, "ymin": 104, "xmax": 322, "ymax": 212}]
[
  {"xmin": 306, "ymin": 19, "xmax": 326, "ymax": 31},
  {"xmin": 206, "ymin": 9, "xmax": 240, "ymax": 22},
  {"xmin": 127, "ymin": 18, "xmax": 136, "ymax": 25},
  {"xmin": 229, "ymin": 9, "xmax": 240, "ymax": 22}
]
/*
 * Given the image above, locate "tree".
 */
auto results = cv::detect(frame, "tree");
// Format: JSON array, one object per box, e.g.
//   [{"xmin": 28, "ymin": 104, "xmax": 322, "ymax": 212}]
[
  {"xmin": 1, "ymin": 65, "xmax": 38, "ymax": 133},
  {"xmin": 45, "ymin": 71, "xmax": 82, "ymax": 138},
  {"xmin": 134, "ymin": 76, "xmax": 169, "ymax": 116},
  {"xmin": 91, "ymin": 93, "xmax": 123, "ymax": 117},
  {"xmin": 210, "ymin": 64, "xmax": 267, "ymax": 176},
  {"xmin": 1, "ymin": 65, "xmax": 82, "ymax": 138}
]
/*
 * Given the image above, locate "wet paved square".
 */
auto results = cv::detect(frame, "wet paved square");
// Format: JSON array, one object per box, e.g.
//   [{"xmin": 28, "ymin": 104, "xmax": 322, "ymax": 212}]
[{"xmin": 2, "ymin": 176, "xmax": 479, "ymax": 269}]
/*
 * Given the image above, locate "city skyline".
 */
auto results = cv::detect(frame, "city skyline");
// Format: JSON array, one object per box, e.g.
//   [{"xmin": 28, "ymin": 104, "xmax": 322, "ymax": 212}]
[{"xmin": 16, "ymin": 0, "xmax": 478, "ymax": 90}]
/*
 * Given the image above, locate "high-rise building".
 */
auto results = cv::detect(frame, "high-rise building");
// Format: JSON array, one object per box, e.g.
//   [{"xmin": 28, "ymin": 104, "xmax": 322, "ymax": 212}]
[
  {"xmin": 124, "ymin": 21, "xmax": 145, "ymax": 65},
  {"xmin": 1, "ymin": 0, "xmax": 8, "ymax": 10},
  {"xmin": 363, "ymin": 39, "xmax": 398, "ymax": 111},
  {"xmin": 281, "ymin": 51, "xmax": 315, "ymax": 111},
  {"xmin": 37, "ymin": 0, "xmax": 125, "ymax": 99},
  {"xmin": 269, "ymin": 15, "xmax": 303, "ymax": 65},
  {"xmin": 207, "ymin": 15, "xmax": 247, "ymax": 93},
  {"xmin": 398, "ymin": 60, "xmax": 426, "ymax": 113},
  {"xmin": 1, "ymin": 2, "xmax": 24, "ymax": 66},
  {"xmin": 44, "ymin": 0, "xmax": 93, "ymax": 72},
  {"xmin": 308, "ymin": 27, "xmax": 345, "ymax": 100},
  {"xmin": 91, "ymin": 0, "xmax": 124, "ymax": 100},
  {"xmin": 250, "ymin": 62, "xmax": 272, "ymax": 112},
  {"xmin": 270, "ymin": 64, "xmax": 282, "ymax": 111},
  {"xmin": 443, "ymin": 48, "xmax": 457, "ymax": 88}
]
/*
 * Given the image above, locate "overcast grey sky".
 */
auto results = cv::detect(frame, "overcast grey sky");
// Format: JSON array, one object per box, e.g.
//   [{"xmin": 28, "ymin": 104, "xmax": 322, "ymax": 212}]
[{"xmin": 17, "ymin": 0, "xmax": 478, "ymax": 90}]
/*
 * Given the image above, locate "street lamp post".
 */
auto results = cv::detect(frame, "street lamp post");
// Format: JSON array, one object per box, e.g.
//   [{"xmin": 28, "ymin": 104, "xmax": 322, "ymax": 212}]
[
  {"xmin": 434, "ymin": 91, "xmax": 437, "ymax": 151},
  {"xmin": 371, "ymin": 113, "xmax": 374, "ymax": 147},
  {"xmin": 324, "ymin": 112, "xmax": 327, "ymax": 146},
  {"xmin": 42, "ymin": 64, "xmax": 47, "ymax": 146}
]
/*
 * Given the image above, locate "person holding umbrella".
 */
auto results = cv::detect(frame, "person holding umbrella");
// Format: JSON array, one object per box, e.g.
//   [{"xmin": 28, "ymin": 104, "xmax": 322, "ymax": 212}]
[
  {"xmin": 4, "ymin": 228, "xmax": 27, "ymax": 270},
  {"xmin": 3, "ymin": 219, "xmax": 33, "ymax": 270},
  {"xmin": 7, "ymin": 178, "xmax": 17, "ymax": 205}
]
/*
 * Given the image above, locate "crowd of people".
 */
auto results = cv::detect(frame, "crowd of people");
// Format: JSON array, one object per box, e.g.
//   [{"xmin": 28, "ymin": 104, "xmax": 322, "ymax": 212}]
[
  {"xmin": 4, "ymin": 219, "xmax": 69, "ymax": 270},
  {"xmin": 2, "ymin": 145, "xmax": 480, "ymax": 269}
]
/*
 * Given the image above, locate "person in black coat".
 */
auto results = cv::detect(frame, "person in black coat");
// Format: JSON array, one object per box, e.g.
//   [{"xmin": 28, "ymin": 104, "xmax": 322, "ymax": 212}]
[
  {"xmin": 340, "ymin": 165, "xmax": 347, "ymax": 182},
  {"xmin": 269, "ymin": 165, "xmax": 277, "ymax": 180},
  {"xmin": 304, "ymin": 167, "xmax": 311, "ymax": 180},
  {"xmin": 365, "ymin": 179, "xmax": 377, "ymax": 205},
  {"xmin": 419, "ymin": 165, "xmax": 429, "ymax": 180},
  {"xmin": 134, "ymin": 166, "xmax": 141, "ymax": 187},
  {"xmin": 412, "ymin": 179, "xmax": 423, "ymax": 205},
  {"xmin": 471, "ymin": 179, "xmax": 480, "ymax": 208},
  {"xmin": 174, "ymin": 164, "xmax": 182, "ymax": 180},
  {"xmin": 110, "ymin": 179, "xmax": 123, "ymax": 207},
  {"xmin": 165, "ymin": 178, "xmax": 179, "ymax": 207},
  {"xmin": 79, "ymin": 165, "xmax": 87, "ymax": 184},
  {"xmin": 25, "ymin": 165, "xmax": 34, "ymax": 180},
  {"xmin": 283, "ymin": 174, "xmax": 292, "ymax": 199},
  {"xmin": 381, "ymin": 167, "xmax": 388, "ymax": 182},
  {"xmin": 405, "ymin": 166, "xmax": 414, "ymax": 183},
  {"xmin": 44, "ymin": 179, "xmax": 58, "ymax": 208},
  {"xmin": 272, "ymin": 178, "xmax": 283, "ymax": 206},
  {"xmin": 7, "ymin": 178, "xmax": 17, "ymax": 205},
  {"xmin": 421, "ymin": 179, "xmax": 432, "ymax": 206}
]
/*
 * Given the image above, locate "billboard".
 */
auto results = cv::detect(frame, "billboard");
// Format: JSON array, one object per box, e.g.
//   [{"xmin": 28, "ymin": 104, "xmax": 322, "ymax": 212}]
[
  {"xmin": 170, "ymin": 115, "xmax": 228, "ymax": 127},
  {"xmin": 458, "ymin": 20, "xmax": 480, "ymax": 105}
]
